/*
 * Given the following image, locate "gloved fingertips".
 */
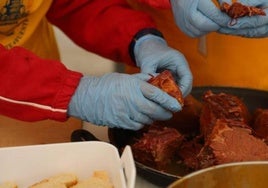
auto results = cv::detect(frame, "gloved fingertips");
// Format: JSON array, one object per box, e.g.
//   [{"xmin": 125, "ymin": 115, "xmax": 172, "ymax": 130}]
[
  {"xmin": 118, "ymin": 118, "xmax": 145, "ymax": 131},
  {"xmin": 152, "ymin": 109, "xmax": 173, "ymax": 121},
  {"xmin": 163, "ymin": 97, "xmax": 182, "ymax": 112},
  {"xmin": 129, "ymin": 122, "xmax": 145, "ymax": 131},
  {"xmin": 159, "ymin": 112, "xmax": 173, "ymax": 121},
  {"xmin": 133, "ymin": 73, "xmax": 152, "ymax": 81},
  {"xmin": 180, "ymin": 85, "xmax": 192, "ymax": 98}
]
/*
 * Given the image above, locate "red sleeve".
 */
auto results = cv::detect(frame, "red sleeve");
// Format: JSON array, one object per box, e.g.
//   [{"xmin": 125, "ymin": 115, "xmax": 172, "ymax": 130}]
[
  {"xmin": 137, "ymin": 0, "xmax": 171, "ymax": 8},
  {"xmin": 46, "ymin": 0, "xmax": 157, "ymax": 65},
  {"xmin": 0, "ymin": 45, "xmax": 83, "ymax": 122}
]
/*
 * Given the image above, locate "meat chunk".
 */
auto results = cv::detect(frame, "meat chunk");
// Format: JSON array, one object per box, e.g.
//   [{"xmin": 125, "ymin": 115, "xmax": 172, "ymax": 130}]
[
  {"xmin": 252, "ymin": 108, "xmax": 268, "ymax": 141},
  {"xmin": 148, "ymin": 70, "xmax": 184, "ymax": 106},
  {"xmin": 177, "ymin": 136, "xmax": 203, "ymax": 170},
  {"xmin": 200, "ymin": 90, "xmax": 251, "ymax": 140},
  {"xmin": 197, "ymin": 119, "xmax": 268, "ymax": 169},
  {"xmin": 131, "ymin": 124, "xmax": 184, "ymax": 170},
  {"xmin": 158, "ymin": 95, "xmax": 202, "ymax": 135},
  {"xmin": 220, "ymin": 2, "xmax": 266, "ymax": 19}
]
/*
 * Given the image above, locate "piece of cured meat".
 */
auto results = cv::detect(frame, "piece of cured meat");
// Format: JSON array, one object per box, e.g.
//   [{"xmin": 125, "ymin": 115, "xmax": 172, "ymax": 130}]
[
  {"xmin": 221, "ymin": 2, "xmax": 266, "ymax": 19},
  {"xmin": 148, "ymin": 70, "xmax": 184, "ymax": 106},
  {"xmin": 200, "ymin": 90, "xmax": 251, "ymax": 140},
  {"xmin": 131, "ymin": 124, "xmax": 184, "ymax": 170},
  {"xmin": 252, "ymin": 108, "xmax": 268, "ymax": 141},
  {"xmin": 197, "ymin": 119, "xmax": 268, "ymax": 169},
  {"xmin": 220, "ymin": 2, "xmax": 266, "ymax": 25},
  {"xmin": 156, "ymin": 95, "xmax": 203, "ymax": 135},
  {"xmin": 177, "ymin": 136, "xmax": 203, "ymax": 170}
]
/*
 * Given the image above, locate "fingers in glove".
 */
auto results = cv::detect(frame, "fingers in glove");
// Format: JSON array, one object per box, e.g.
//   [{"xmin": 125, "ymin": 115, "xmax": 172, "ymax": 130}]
[
  {"xmin": 145, "ymin": 105, "xmax": 173, "ymax": 120},
  {"xmin": 141, "ymin": 83, "xmax": 182, "ymax": 112},
  {"xmin": 198, "ymin": 0, "xmax": 231, "ymax": 27},
  {"xmin": 174, "ymin": 56, "xmax": 193, "ymax": 97},
  {"xmin": 111, "ymin": 115, "xmax": 145, "ymax": 131},
  {"xmin": 227, "ymin": 12, "xmax": 268, "ymax": 29},
  {"xmin": 218, "ymin": 0, "xmax": 268, "ymax": 7},
  {"xmin": 179, "ymin": 78, "xmax": 193, "ymax": 98},
  {"xmin": 171, "ymin": 0, "xmax": 219, "ymax": 37},
  {"xmin": 130, "ymin": 112, "xmax": 154, "ymax": 125},
  {"xmin": 219, "ymin": 24, "xmax": 268, "ymax": 37},
  {"xmin": 133, "ymin": 73, "xmax": 158, "ymax": 81}
]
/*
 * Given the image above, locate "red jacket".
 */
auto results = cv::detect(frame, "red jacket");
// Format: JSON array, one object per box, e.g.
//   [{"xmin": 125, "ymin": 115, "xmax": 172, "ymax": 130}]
[{"xmin": 0, "ymin": 0, "xmax": 156, "ymax": 122}]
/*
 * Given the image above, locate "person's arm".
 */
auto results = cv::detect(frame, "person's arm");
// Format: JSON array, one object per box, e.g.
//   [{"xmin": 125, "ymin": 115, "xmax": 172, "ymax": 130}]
[
  {"xmin": 0, "ymin": 44, "xmax": 83, "ymax": 122},
  {"xmin": 136, "ymin": 0, "xmax": 171, "ymax": 9},
  {"xmin": 46, "ymin": 0, "xmax": 156, "ymax": 65}
]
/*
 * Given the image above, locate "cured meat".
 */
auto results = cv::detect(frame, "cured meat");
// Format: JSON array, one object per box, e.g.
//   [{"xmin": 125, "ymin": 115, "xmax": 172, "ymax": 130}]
[
  {"xmin": 177, "ymin": 136, "xmax": 203, "ymax": 170},
  {"xmin": 131, "ymin": 70, "xmax": 185, "ymax": 170},
  {"xmin": 252, "ymin": 108, "xmax": 268, "ymax": 141},
  {"xmin": 220, "ymin": 2, "xmax": 266, "ymax": 25},
  {"xmin": 131, "ymin": 124, "xmax": 184, "ymax": 170},
  {"xmin": 130, "ymin": 89, "xmax": 268, "ymax": 173},
  {"xmin": 197, "ymin": 119, "xmax": 268, "ymax": 169},
  {"xmin": 200, "ymin": 90, "xmax": 251, "ymax": 140},
  {"xmin": 148, "ymin": 70, "xmax": 184, "ymax": 106},
  {"xmin": 156, "ymin": 95, "xmax": 203, "ymax": 134}
]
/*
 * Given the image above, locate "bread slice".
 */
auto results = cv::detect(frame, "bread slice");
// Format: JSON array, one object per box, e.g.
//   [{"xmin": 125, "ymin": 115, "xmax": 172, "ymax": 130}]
[
  {"xmin": 0, "ymin": 182, "xmax": 17, "ymax": 188},
  {"xmin": 92, "ymin": 171, "xmax": 110, "ymax": 182},
  {"xmin": 71, "ymin": 177, "xmax": 113, "ymax": 188},
  {"xmin": 29, "ymin": 179, "xmax": 66, "ymax": 188},
  {"xmin": 71, "ymin": 171, "xmax": 113, "ymax": 188},
  {"xmin": 48, "ymin": 173, "xmax": 78, "ymax": 187},
  {"xmin": 29, "ymin": 173, "xmax": 78, "ymax": 188}
]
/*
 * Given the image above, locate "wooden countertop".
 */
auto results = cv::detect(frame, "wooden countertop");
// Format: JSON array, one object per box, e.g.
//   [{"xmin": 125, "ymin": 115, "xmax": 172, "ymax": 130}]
[{"xmin": 0, "ymin": 115, "xmax": 82, "ymax": 147}]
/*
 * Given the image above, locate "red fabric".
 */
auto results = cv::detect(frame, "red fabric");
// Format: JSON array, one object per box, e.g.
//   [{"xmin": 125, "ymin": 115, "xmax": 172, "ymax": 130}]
[
  {"xmin": 137, "ymin": 0, "xmax": 171, "ymax": 9},
  {"xmin": 0, "ymin": 44, "xmax": 82, "ymax": 121},
  {"xmin": 46, "ymin": 0, "xmax": 156, "ymax": 65},
  {"xmin": 0, "ymin": 0, "xmax": 157, "ymax": 122}
]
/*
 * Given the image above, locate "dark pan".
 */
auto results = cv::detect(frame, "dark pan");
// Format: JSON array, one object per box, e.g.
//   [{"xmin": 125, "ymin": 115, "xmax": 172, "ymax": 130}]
[{"xmin": 72, "ymin": 86, "xmax": 268, "ymax": 187}]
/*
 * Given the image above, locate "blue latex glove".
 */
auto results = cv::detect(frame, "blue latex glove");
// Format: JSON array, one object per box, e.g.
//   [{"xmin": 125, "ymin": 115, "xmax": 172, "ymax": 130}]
[
  {"xmin": 134, "ymin": 34, "xmax": 193, "ymax": 97},
  {"xmin": 199, "ymin": 0, "xmax": 268, "ymax": 38},
  {"xmin": 170, "ymin": 0, "xmax": 221, "ymax": 37},
  {"xmin": 68, "ymin": 73, "xmax": 180, "ymax": 130}
]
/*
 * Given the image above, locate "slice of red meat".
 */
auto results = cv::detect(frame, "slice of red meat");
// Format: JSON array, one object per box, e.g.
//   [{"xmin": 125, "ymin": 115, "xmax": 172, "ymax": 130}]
[
  {"xmin": 197, "ymin": 119, "xmax": 268, "ymax": 169},
  {"xmin": 131, "ymin": 124, "xmax": 184, "ymax": 170},
  {"xmin": 200, "ymin": 90, "xmax": 251, "ymax": 140},
  {"xmin": 252, "ymin": 108, "xmax": 268, "ymax": 142}
]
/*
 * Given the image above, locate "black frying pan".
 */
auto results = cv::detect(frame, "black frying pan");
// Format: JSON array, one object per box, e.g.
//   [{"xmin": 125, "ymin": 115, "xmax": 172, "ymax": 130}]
[{"xmin": 71, "ymin": 86, "xmax": 268, "ymax": 187}]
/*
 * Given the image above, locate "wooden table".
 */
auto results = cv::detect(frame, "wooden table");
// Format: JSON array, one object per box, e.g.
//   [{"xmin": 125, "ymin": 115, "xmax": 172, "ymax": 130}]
[{"xmin": 0, "ymin": 115, "xmax": 82, "ymax": 147}]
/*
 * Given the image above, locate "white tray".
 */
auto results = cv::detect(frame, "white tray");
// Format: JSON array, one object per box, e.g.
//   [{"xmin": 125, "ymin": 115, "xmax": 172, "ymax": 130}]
[{"xmin": 0, "ymin": 141, "xmax": 136, "ymax": 188}]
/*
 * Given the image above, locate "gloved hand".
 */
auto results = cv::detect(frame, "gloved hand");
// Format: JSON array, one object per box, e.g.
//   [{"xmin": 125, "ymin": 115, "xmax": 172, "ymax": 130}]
[
  {"xmin": 194, "ymin": 0, "xmax": 268, "ymax": 37},
  {"xmin": 68, "ymin": 73, "xmax": 181, "ymax": 130},
  {"xmin": 215, "ymin": 0, "xmax": 268, "ymax": 37},
  {"xmin": 134, "ymin": 34, "xmax": 193, "ymax": 97},
  {"xmin": 169, "ymin": 0, "xmax": 222, "ymax": 37}
]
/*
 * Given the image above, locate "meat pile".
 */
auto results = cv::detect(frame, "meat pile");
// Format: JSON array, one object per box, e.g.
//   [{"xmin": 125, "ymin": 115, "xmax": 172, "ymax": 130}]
[
  {"xmin": 130, "ymin": 89, "xmax": 268, "ymax": 173},
  {"xmin": 180, "ymin": 90, "xmax": 268, "ymax": 170}
]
